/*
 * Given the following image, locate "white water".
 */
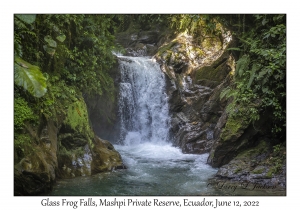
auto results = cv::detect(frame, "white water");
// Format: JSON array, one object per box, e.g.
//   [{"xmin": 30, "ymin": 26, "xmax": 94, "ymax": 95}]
[
  {"xmin": 118, "ymin": 56, "xmax": 170, "ymax": 145},
  {"xmin": 112, "ymin": 55, "xmax": 218, "ymax": 195}
]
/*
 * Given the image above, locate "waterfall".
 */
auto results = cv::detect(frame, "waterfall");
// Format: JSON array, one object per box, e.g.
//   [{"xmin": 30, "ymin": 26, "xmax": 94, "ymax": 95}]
[
  {"xmin": 117, "ymin": 56, "xmax": 170, "ymax": 145},
  {"xmin": 49, "ymin": 56, "xmax": 222, "ymax": 196}
]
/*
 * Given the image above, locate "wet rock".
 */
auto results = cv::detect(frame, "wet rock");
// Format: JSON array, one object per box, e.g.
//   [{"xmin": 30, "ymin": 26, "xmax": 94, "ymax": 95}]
[
  {"xmin": 91, "ymin": 136, "xmax": 125, "ymax": 173},
  {"xmin": 15, "ymin": 95, "xmax": 125, "ymax": 195},
  {"xmin": 116, "ymin": 29, "xmax": 161, "ymax": 56},
  {"xmin": 211, "ymin": 139, "xmax": 286, "ymax": 191},
  {"xmin": 154, "ymin": 30, "xmax": 234, "ymax": 155},
  {"xmin": 14, "ymin": 146, "xmax": 56, "ymax": 195}
]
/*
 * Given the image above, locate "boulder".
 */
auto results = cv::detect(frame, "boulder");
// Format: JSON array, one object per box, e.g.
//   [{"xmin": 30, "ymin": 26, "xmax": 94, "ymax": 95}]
[
  {"xmin": 14, "ymin": 121, "xmax": 57, "ymax": 195},
  {"xmin": 91, "ymin": 136, "xmax": 125, "ymax": 173},
  {"xmin": 211, "ymin": 139, "xmax": 286, "ymax": 191}
]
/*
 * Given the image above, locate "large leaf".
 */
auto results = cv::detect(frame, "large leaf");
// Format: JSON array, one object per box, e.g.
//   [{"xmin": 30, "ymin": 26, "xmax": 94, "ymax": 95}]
[
  {"xmin": 15, "ymin": 14, "xmax": 36, "ymax": 24},
  {"xmin": 43, "ymin": 45, "xmax": 56, "ymax": 56},
  {"xmin": 56, "ymin": 34, "xmax": 66, "ymax": 42},
  {"xmin": 44, "ymin": 35, "xmax": 57, "ymax": 48},
  {"xmin": 14, "ymin": 57, "xmax": 47, "ymax": 98}
]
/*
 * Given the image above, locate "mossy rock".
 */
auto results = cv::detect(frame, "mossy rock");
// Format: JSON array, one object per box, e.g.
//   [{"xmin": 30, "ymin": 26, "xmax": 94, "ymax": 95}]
[
  {"xmin": 194, "ymin": 66, "xmax": 217, "ymax": 81},
  {"xmin": 64, "ymin": 99, "xmax": 89, "ymax": 131},
  {"xmin": 62, "ymin": 97, "xmax": 94, "ymax": 143},
  {"xmin": 252, "ymin": 166, "xmax": 265, "ymax": 174},
  {"xmin": 91, "ymin": 137, "xmax": 124, "ymax": 173},
  {"xmin": 237, "ymin": 140, "xmax": 268, "ymax": 159},
  {"xmin": 194, "ymin": 62, "xmax": 229, "ymax": 85},
  {"xmin": 57, "ymin": 145, "xmax": 92, "ymax": 178},
  {"xmin": 157, "ymin": 41, "xmax": 179, "ymax": 55},
  {"xmin": 220, "ymin": 117, "xmax": 250, "ymax": 142}
]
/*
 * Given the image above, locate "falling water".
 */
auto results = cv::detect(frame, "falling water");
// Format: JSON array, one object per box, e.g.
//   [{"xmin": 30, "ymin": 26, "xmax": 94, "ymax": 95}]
[{"xmin": 118, "ymin": 56, "xmax": 170, "ymax": 145}]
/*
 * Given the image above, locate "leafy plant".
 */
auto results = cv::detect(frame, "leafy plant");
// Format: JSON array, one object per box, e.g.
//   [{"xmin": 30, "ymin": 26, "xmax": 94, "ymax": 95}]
[
  {"xmin": 219, "ymin": 14, "xmax": 286, "ymax": 138},
  {"xmin": 15, "ymin": 14, "xmax": 36, "ymax": 24},
  {"xmin": 14, "ymin": 97, "xmax": 37, "ymax": 130},
  {"xmin": 14, "ymin": 57, "xmax": 47, "ymax": 98}
]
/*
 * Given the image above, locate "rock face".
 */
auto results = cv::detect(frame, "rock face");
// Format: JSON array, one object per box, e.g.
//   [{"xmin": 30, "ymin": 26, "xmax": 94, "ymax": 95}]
[
  {"xmin": 150, "ymin": 26, "xmax": 285, "ymax": 190},
  {"xmin": 14, "ymin": 120, "xmax": 57, "ymax": 195},
  {"xmin": 116, "ymin": 30, "xmax": 160, "ymax": 57},
  {"xmin": 155, "ymin": 32, "xmax": 233, "ymax": 155},
  {"xmin": 211, "ymin": 138, "xmax": 286, "ymax": 190},
  {"xmin": 14, "ymin": 95, "xmax": 125, "ymax": 195}
]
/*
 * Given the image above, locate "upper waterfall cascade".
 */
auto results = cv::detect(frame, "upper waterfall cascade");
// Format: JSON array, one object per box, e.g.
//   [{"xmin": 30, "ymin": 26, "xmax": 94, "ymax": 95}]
[{"xmin": 117, "ymin": 56, "xmax": 170, "ymax": 145}]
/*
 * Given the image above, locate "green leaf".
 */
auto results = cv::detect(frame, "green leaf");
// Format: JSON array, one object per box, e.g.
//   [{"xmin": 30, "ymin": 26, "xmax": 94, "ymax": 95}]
[
  {"xmin": 235, "ymin": 55, "xmax": 250, "ymax": 78},
  {"xmin": 257, "ymin": 68, "xmax": 268, "ymax": 79},
  {"xmin": 14, "ymin": 57, "xmax": 47, "ymax": 98},
  {"xmin": 15, "ymin": 14, "xmax": 36, "ymax": 24},
  {"xmin": 44, "ymin": 35, "xmax": 57, "ymax": 48},
  {"xmin": 220, "ymin": 86, "xmax": 232, "ymax": 99},
  {"xmin": 43, "ymin": 45, "xmax": 56, "ymax": 56},
  {"xmin": 56, "ymin": 34, "xmax": 66, "ymax": 42},
  {"xmin": 247, "ymin": 64, "xmax": 259, "ymax": 89},
  {"xmin": 262, "ymin": 18, "xmax": 268, "ymax": 26}
]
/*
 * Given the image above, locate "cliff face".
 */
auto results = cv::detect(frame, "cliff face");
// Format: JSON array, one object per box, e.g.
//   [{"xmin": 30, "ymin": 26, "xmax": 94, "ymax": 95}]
[
  {"xmin": 14, "ymin": 94, "xmax": 124, "ymax": 196},
  {"xmin": 154, "ymin": 31, "xmax": 233, "ymax": 155},
  {"xmin": 132, "ymin": 24, "xmax": 285, "ymax": 189}
]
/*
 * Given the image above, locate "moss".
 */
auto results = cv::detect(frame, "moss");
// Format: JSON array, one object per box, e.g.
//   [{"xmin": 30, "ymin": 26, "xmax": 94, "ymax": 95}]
[
  {"xmin": 14, "ymin": 133, "xmax": 34, "ymax": 161},
  {"xmin": 63, "ymin": 97, "xmax": 94, "ymax": 148},
  {"xmin": 194, "ymin": 65, "xmax": 220, "ymax": 83},
  {"xmin": 266, "ymin": 169, "xmax": 273, "ymax": 178},
  {"xmin": 237, "ymin": 140, "xmax": 268, "ymax": 158},
  {"xmin": 157, "ymin": 41, "xmax": 178, "ymax": 56},
  {"xmin": 14, "ymin": 97, "xmax": 37, "ymax": 130},
  {"xmin": 234, "ymin": 168, "xmax": 242, "ymax": 174},
  {"xmin": 65, "ymin": 99, "xmax": 90, "ymax": 133},
  {"xmin": 252, "ymin": 168, "xmax": 264, "ymax": 174},
  {"xmin": 59, "ymin": 145, "xmax": 85, "ymax": 158},
  {"xmin": 220, "ymin": 117, "xmax": 248, "ymax": 141}
]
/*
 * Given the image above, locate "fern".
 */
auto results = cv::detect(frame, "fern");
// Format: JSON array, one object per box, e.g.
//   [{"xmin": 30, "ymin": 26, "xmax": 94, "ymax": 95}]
[
  {"xmin": 220, "ymin": 86, "xmax": 232, "ymax": 100},
  {"xmin": 235, "ymin": 55, "xmax": 250, "ymax": 78},
  {"xmin": 247, "ymin": 63, "xmax": 259, "ymax": 89}
]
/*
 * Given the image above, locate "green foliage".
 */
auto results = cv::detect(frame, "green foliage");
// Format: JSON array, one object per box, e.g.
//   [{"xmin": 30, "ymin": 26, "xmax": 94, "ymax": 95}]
[
  {"xmin": 15, "ymin": 14, "xmax": 118, "ymax": 97},
  {"xmin": 267, "ymin": 144, "xmax": 285, "ymax": 175},
  {"xmin": 235, "ymin": 55, "xmax": 250, "ymax": 78},
  {"xmin": 128, "ymin": 14, "xmax": 168, "ymax": 31},
  {"xmin": 14, "ymin": 133, "xmax": 32, "ymax": 156},
  {"xmin": 169, "ymin": 14, "xmax": 223, "ymax": 46},
  {"xmin": 220, "ymin": 14, "xmax": 286, "ymax": 138},
  {"xmin": 56, "ymin": 34, "xmax": 66, "ymax": 42},
  {"xmin": 14, "ymin": 57, "xmax": 47, "ymax": 98},
  {"xmin": 14, "ymin": 14, "xmax": 124, "ymax": 157},
  {"xmin": 15, "ymin": 14, "xmax": 36, "ymax": 24},
  {"xmin": 14, "ymin": 97, "xmax": 36, "ymax": 131}
]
